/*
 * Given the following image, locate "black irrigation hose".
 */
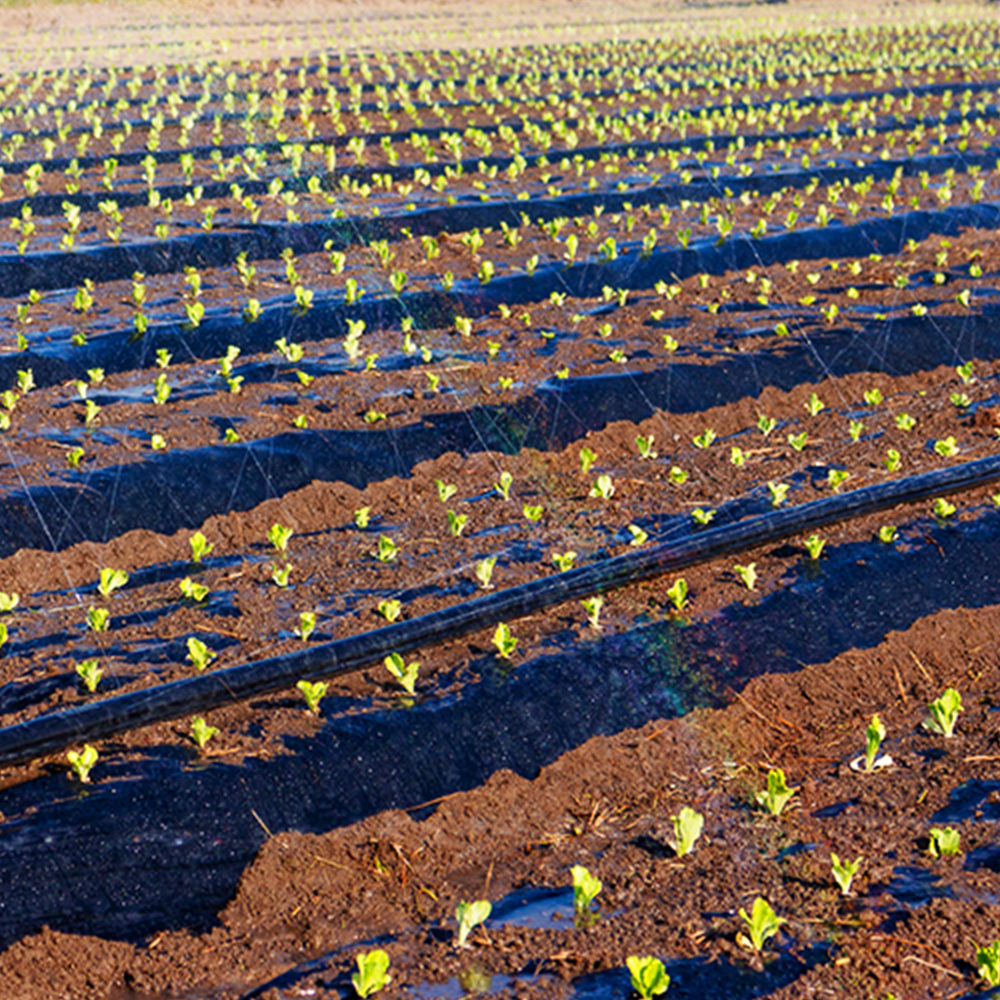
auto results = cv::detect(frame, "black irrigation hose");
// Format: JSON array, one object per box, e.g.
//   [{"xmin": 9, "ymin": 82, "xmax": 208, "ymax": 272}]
[{"xmin": 1, "ymin": 453, "xmax": 999, "ymax": 767}]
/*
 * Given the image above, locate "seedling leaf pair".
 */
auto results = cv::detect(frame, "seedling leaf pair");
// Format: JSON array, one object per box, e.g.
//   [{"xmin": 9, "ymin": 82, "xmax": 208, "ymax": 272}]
[
  {"xmin": 737, "ymin": 897, "xmax": 784, "ymax": 952},
  {"xmin": 352, "ymin": 949, "xmax": 391, "ymax": 998},
  {"xmin": 669, "ymin": 806, "xmax": 704, "ymax": 857},
  {"xmin": 755, "ymin": 768, "xmax": 798, "ymax": 816},
  {"xmin": 830, "ymin": 853, "xmax": 863, "ymax": 895},
  {"xmin": 455, "ymin": 899, "xmax": 491, "ymax": 948},
  {"xmin": 384, "ymin": 653, "xmax": 419, "ymax": 695},
  {"xmin": 923, "ymin": 687, "xmax": 962, "ymax": 738},
  {"xmin": 626, "ymin": 956, "xmax": 670, "ymax": 999},
  {"xmin": 571, "ymin": 864, "xmax": 602, "ymax": 917}
]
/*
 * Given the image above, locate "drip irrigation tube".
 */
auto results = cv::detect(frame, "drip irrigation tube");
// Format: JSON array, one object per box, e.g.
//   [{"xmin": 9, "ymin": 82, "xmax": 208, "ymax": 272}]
[{"xmin": 1, "ymin": 453, "xmax": 999, "ymax": 767}]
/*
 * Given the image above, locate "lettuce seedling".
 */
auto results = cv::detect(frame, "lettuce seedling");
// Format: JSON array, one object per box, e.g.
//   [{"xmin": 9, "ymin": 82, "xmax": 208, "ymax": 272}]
[
  {"xmin": 493, "ymin": 622, "xmax": 517, "ymax": 659},
  {"xmin": 582, "ymin": 595, "xmax": 603, "ymax": 629},
  {"xmin": 864, "ymin": 388, "xmax": 883, "ymax": 406},
  {"xmin": 375, "ymin": 535, "xmax": 398, "ymax": 562},
  {"xmin": 757, "ymin": 415, "xmax": 777, "ymax": 436},
  {"xmin": 804, "ymin": 535, "xmax": 825, "ymax": 560},
  {"xmin": 455, "ymin": 899, "xmax": 491, "ymax": 948},
  {"xmin": 692, "ymin": 428, "xmax": 716, "ymax": 449},
  {"xmin": 0, "ymin": 592, "xmax": 18, "ymax": 612},
  {"xmin": 384, "ymin": 653, "xmax": 419, "ymax": 695},
  {"xmin": 828, "ymin": 469, "xmax": 850, "ymax": 492},
  {"xmin": 730, "ymin": 447, "xmax": 746, "ymax": 467},
  {"xmin": 76, "ymin": 658, "xmax": 102, "ymax": 693},
  {"xmin": 636, "ymin": 435, "xmax": 657, "ymax": 459},
  {"xmin": 668, "ymin": 466, "xmax": 688, "ymax": 486},
  {"xmin": 924, "ymin": 687, "xmax": 962, "ymax": 738},
  {"xmin": 296, "ymin": 679, "xmax": 328, "ymax": 715},
  {"xmin": 67, "ymin": 744, "xmax": 98, "ymax": 783},
  {"xmin": 523, "ymin": 504, "xmax": 544, "ymax": 522},
  {"xmin": 189, "ymin": 531, "xmax": 213, "ymax": 563},
  {"xmin": 667, "ymin": 578, "xmax": 688, "ymax": 612},
  {"xmin": 976, "ymin": 940, "xmax": 1000, "ymax": 987},
  {"xmin": 377, "ymin": 599, "xmax": 401, "ymax": 622},
  {"xmin": 435, "ymin": 479, "xmax": 458, "ymax": 502},
  {"xmin": 733, "ymin": 563, "xmax": 757, "ymax": 591},
  {"xmin": 928, "ymin": 826, "xmax": 961, "ymax": 858},
  {"xmin": 830, "ymin": 853, "xmax": 862, "ymax": 895},
  {"xmin": 755, "ymin": 768, "xmax": 798, "ymax": 816},
  {"xmin": 98, "ymin": 567, "xmax": 129, "ymax": 597},
  {"xmin": 447, "ymin": 510, "xmax": 468, "ymax": 537},
  {"xmin": 768, "ymin": 482, "xmax": 789, "ymax": 507},
  {"xmin": 87, "ymin": 606, "xmax": 109, "ymax": 632},
  {"xmin": 190, "ymin": 716, "xmax": 219, "ymax": 751},
  {"xmin": 352, "ymin": 949, "xmax": 391, "ymax": 998},
  {"xmin": 272, "ymin": 563, "xmax": 292, "ymax": 588},
  {"xmin": 896, "ymin": 413, "xmax": 916, "ymax": 431},
  {"xmin": 933, "ymin": 497, "xmax": 956, "ymax": 518},
  {"xmin": 494, "ymin": 471, "xmax": 513, "ymax": 500},
  {"xmin": 354, "ymin": 506, "xmax": 372, "ymax": 529},
  {"xmin": 268, "ymin": 523, "xmax": 293, "ymax": 552},
  {"xmin": 571, "ymin": 864, "xmax": 602, "ymax": 917},
  {"xmin": 691, "ymin": 508, "xmax": 715, "ymax": 526},
  {"xmin": 552, "ymin": 551, "xmax": 576, "ymax": 571},
  {"xmin": 805, "ymin": 392, "xmax": 824, "ymax": 417},
  {"xmin": 579, "ymin": 447, "xmax": 596, "ymax": 474},
  {"xmin": 296, "ymin": 612, "xmax": 316, "ymax": 641},
  {"xmin": 934, "ymin": 437, "xmax": 959, "ymax": 458},
  {"xmin": 878, "ymin": 525, "xmax": 898, "ymax": 544},
  {"xmin": 884, "ymin": 448, "xmax": 901, "ymax": 472},
  {"xmin": 858, "ymin": 715, "xmax": 890, "ymax": 773},
  {"xmin": 589, "ymin": 474, "xmax": 614, "ymax": 499},
  {"xmin": 669, "ymin": 806, "xmax": 704, "ymax": 857},
  {"xmin": 626, "ymin": 956, "xmax": 670, "ymax": 1000},
  {"xmin": 788, "ymin": 432, "xmax": 808, "ymax": 452},
  {"xmin": 738, "ymin": 897, "xmax": 784, "ymax": 952},
  {"xmin": 628, "ymin": 524, "xmax": 649, "ymax": 546},
  {"xmin": 475, "ymin": 556, "xmax": 496, "ymax": 589},
  {"xmin": 186, "ymin": 637, "xmax": 216, "ymax": 671},
  {"xmin": 179, "ymin": 577, "xmax": 209, "ymax": 602}
]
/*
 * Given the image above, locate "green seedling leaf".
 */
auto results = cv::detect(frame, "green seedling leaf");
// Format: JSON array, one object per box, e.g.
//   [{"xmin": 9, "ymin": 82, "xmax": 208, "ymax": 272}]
[
  {"xmin": 552, "ymin": 551, "xmax": 576, "ymax": 571},
  {"xmin": 435, "ymin": 479, "xmax": 458, "ymax": 503},
  {"xmin": 851, "ymin": 714, "xmax": 892, "ymax": 773},
  {"xmin": 98, "ymin": 567, "xmax": 129, "ymax": 597},
  {"xmin": 523, "ymin": 504, "xmax": 544, "ymax": 522},
  {"xmin": 268, "ymin": 523, "xmax": 293, "ymax": 552},
  {"xmin": 354, "ymin": 506, "xmax": 372, "ymax": 529},
  {"xmin": 670, "ymin": 806, "xmax": 704, "ymax": 857},
  {"xmin": 924, "ymin": 687, "xmax": 962, "ymax": 738},
  {"xmin": 296, "ymin": 611, "xmax": 316, "ymax": 641},
  {"xmin": 67, "ymin": 744, "xmax": 99, "ymax": 783},
  {"xmin": 579, "ymin": 447, "xmax": 597, "ymax": 474},
  {"xmin": 933, "ymin": 497, "xmax": 957, "ymax": 518},
  {"xmin": 692, "ymin": 428, "xmax": 716, "ymax": 449},
  {"xmin": 636, "ymin": 435, "xmax": 657, "ymax": 459},
  {"xmin": 757, "ymin": 414, "xmax": 777, "ymax": 436},
  {"xmin": 296, "ymin": 679, "xmax": 328, "ymax": 714},
  {"xmin": 733, "ymin": 563, "xmax": 757, "ymax": 591},
  {"xmin": 691, "ymin": 507, "xmax": 715, "ymax": 526},
  {"xmin": 830, "ymin": 853, "xmax": 862, "ymax": 895},
  {"xmin": 666, "ymin": 578, "xmax": 688, "ymax": 612},
  {"xmin": 976, "ymin": 940, "xmax": 1000, "ymax": 987},
  {"xmin": 375, "ymin": 535, "xmax": 398, "ymax": 562},
  {"xmin": 76, "ymin": 658, "xmax": 102, "ymax": 693},
  {"xmin": 571, "ymin": 864, "xmax": 602, "ymax": 915},
  {"xmin": 0, "ymin": 592, "xmax": 19, "ymax": 612},
  {"xmin": 271, "ymin": 563, "xmax": 292, "ymax": 588},
  {"xmin": 189, "ymin": 531, "xmax": 213, "ymax": 563},
  {"xmin": 179, "ymin": 577, "xmax": 209, "ymax": 602},
  {"xmin": 768, "ymin": 481, "xmax": 789, "ymax": 507},
  {"xmin": 589, "ymin": 474, "xmax": 614, "ymax": 499},
  {"xmin": 581, "ymin": 594, "xmax": 603, "ymax": 630},
  {"xmin": 804, "ymin": 535, "xmax": 825, "ymax": 560},
  {"xmin": 755, "ymin": 768, "xmax": 798, "ymax": 816},
  {"xmin": 446, "ymin": 510, "xmax": 468, "ymax": 537},
  {"xmin": 628, "ymin": 524, "xmax": 649, "ymax": 546},
  {"xmin": 377, "ymin": 599, "xmax": 401, "ymax": 622},
  {"xmin": 455, "ymin": 899, "xmax": 491, "ymax": 948},
  {"xmin": 737, "ymin": 897, "xmax": 784, "ymax": 952},
  {"xmin": 384, "ymin": 652, "xmax": 419, "ymax": 695},
  {"xmin": 788, "ymin": 431, "xmax": 808, "ymax": 452},
  {"xmin": 87, "ymin": 606, "xmax": 109, "ymax": 632},
  {"xmin": 475, "ymin": 556, "xmax": 497, "ymax": 590},
  {"xmin": 352, "ymin": 949, "xmax": 391, "ymax": 998},
  {"xmin": 186, "ymin": 637, "xmax": 216, "ymax": 671},
  {"xmin": 668, "ymin": 466, "xmax": 688, "ymax": 486},
  {"xmin": 626, "ymin": 956, "xmax": 670, "ymax": 999},
  {"xmin": 878, "ymin": 525, "xmax": 898, "ymax": 544},
  {"xmin": 190, "ymin": 716, "xmax": 219, "ymax": 751},
  {"xmin": 493, "ymin": 622, "xmax": 517, "ymax": 659},
  {"xmin": 494, "ymin": 470, "xmax": 513, "ymax": 500},
  {"xmin": 928, "ymin": 826, "xmax": 962, "ymax": 858}
]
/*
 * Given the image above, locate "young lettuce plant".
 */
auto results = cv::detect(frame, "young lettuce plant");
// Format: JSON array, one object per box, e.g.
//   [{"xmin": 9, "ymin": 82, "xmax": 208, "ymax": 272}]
[
  {"xmin": 87, "ymin": 606, "xmax": 109, "ymax": 632},
  {"xmin": 493, "ymin": 622, "xmax": 517, "ymax": 659},
  {"xmin": 737, "ymin": 897, "xmax": 784, "ymax": 952},
  {"xmin": 552, "ymin": 551, "xmax": 576, "ymax": 571},
  {"xmin": 268, "ymin": 523, "xmax": 293, "ymax": 552},
  {"xmin": 186, "ymin": 637, "xmax": 216, "ymax": 671},
  {"xmin": 189, "ymin": 531, "xmax": 213, "ymax": 563},
  {"xmin": 804, "ymin": 534, "xmax": 825, "ymax": 560},
  {"xmin": 352, "ymin": 949, "xmax": 391, "ymax": 998},
  {"xmin": 851, "ymin": 714, "xmax": 892, "ymax": 773},
  {"xmin": 928, "ymin": 826, "xmax": 962, "ymax": 858},
  {"xmin": 296, "ymin": 679, "xmax": 328, "ymax": 715},
  {"xmin": 179, "ymin": 577, "xmax": 209, "ymax": 602},
  {"xmin": 625, "ymin": 956, "xmax": 670, "ymax": 1000},
  {"xmin": 571, "ymin": 864, "xmax": 602, "ymax": 920},
  {"xmin": 296, "ymin": 611, "xmax": 316, "ymax": 641},
  {"xmin": 733, "ymin": 563, "xmax": 757, "ymax": 591},
  {"xmin": 190, "ymin": 716, "xmax": 219, "ymax": 751},
  {"xmin": 494, "ymin": 471, "xmax": 513, "ymax": 500},
  {"xmin": 377, "ymin": 599, "xmax": 401, "ymax": 623},
  {"xmin": 924, "ymin": 687, "xmax": 962, "ymax": 737},
  {"xmin": 98, "ymin": 567, "xmax": 129, "ymax": 597},
  {"xmin": 67, "ymin": 744, "xmax": 98, "ymax": 783},
  {"xmin": 581, "ymin": 594, "xmax": 603, "ymax": 630},
  {"xmin": 384, "ymin": 653, "xmax": 419, "ymax": 695},
  {"xmin": 76, "ymin": 658, "xmax": 103, "ymax": 693},
  {"xmin": 668, "ymin": 806, "xmax": 704, "ymax": 857},
  {"xmin": 455, "ymin": 899, "xmax": 491, "ymax": 948},
  {"xmin": 976, "ymin": 941, "xmax": 1000, "ymax": 987},
  {"xmin": 830, "ymin": 853, "xmax": 863, "ymax": 895},
  {"xmin": 666, "ymin": 578, "xmax": 688, "ymax": 612},
  {"xmin": 0, "ymin": 592, "xmax": 19, "ymax": 612},
  {"xmin": 755, "ymin": 768, "xmax": 798, "ymax": 816},
  {"xmin": 475, "ymin": 556, "xmax": 497, "ymax": 590}
]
